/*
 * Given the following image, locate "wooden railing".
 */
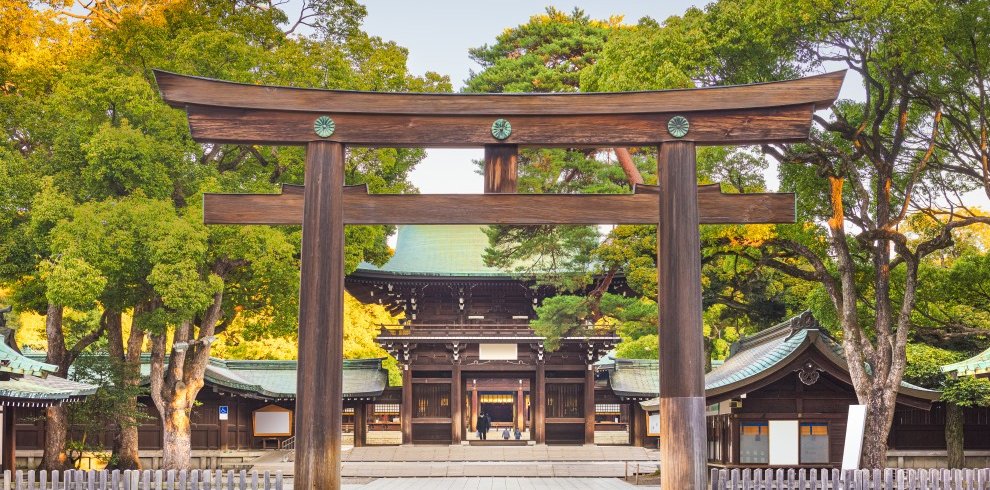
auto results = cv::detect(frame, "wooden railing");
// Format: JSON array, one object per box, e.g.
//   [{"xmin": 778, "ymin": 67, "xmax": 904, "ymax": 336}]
[
  {"xmin": 377, "ymin": 323, "xmax": 617, "ymax": 338},
  {"xmin": 2, "ymin": 470, "xmax": 283, "ymax": 489},
  {"xmin": 710, "ymin": 468, "xmax": 990, "ymax": 489}
]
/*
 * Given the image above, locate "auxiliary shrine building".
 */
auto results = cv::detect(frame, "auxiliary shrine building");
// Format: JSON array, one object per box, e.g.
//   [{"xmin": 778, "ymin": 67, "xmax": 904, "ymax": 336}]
[{"xmin": 346, "ymin": 225, "xmax": 628, "ymax": 445}]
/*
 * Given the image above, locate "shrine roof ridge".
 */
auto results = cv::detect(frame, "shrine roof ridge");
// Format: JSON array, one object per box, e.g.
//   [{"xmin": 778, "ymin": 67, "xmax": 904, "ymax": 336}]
[{"xmin": 155, "ymin": 70, "xmax": 845, "ymax": 116}]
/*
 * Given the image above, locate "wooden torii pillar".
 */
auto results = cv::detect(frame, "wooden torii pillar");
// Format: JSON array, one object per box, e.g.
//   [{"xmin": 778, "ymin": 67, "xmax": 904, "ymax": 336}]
[{"xmin": 155, "ymin": 70, "xmax": 842, "ymax": 490}]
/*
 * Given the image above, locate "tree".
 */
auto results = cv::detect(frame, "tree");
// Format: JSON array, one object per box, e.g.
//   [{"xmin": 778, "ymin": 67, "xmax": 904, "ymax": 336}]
[
  {"xmin": 2, "ymin": 0, "xmax": 447, "ymax": 469},
  {"xmin": 468, "ymin": 8, "xmax": 799, "ymax": 364},
  {"xmin": 904, "ymin": 344, "xmax": 990, "ymax": 468},
  {"xmin": 584, "ymin": 0, "xmax": 990, "ymax": 468}
]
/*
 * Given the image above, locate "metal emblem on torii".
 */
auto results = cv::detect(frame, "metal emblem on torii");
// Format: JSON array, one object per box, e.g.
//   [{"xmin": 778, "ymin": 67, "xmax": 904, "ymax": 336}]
[{"xmin": 155, "ymin": 70, "xmax": 843, "ymax": 490}]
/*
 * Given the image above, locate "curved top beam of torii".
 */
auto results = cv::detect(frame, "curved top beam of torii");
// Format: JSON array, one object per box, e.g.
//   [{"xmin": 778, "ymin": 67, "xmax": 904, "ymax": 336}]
[{"xmin": 154, "ymin": 70, "xmax": 844, "ymax": 148}]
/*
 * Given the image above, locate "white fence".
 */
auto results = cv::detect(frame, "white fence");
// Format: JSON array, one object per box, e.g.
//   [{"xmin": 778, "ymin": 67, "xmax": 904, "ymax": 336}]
[
  {"xmin": 711, "ymin": 468, "xmax": 990, "ymax": 489},
  {"xmin": 2, "ymin": 470, "xmax": 283, "ymax": 490}
]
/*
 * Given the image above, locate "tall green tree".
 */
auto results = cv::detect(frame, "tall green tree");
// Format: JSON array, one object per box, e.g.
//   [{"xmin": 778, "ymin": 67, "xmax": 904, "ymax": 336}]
[
  {"xmin": 2, "ymin": 0, "xmax": 449, "ymax": 470},
  {"xmin": 587, "ymin": 0, "xmax": 990, "ymax": 468}
]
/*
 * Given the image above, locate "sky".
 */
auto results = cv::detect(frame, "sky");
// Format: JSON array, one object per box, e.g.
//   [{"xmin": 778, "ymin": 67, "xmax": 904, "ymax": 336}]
[
  {"xmin": 287, "ymin": 1, "xmax": 988, "ymax": 210},
  {"xmin": 355, "ymin": 0, "xmax": 704, "ymax": 194}
]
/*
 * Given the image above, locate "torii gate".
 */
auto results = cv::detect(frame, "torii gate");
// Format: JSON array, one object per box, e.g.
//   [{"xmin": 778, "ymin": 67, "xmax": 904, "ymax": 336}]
[{"xmin": 156, "ymin": 70, "xmax": 842, "ymax": 489}]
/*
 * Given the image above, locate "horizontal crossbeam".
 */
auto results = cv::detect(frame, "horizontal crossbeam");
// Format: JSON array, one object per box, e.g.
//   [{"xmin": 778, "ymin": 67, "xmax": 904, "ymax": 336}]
[
  {"xmin": 155, "ymin": 70, "xmax": 843, "ymax": 147},
  {"xmin": 184, "ymin": 105, "xmax": 816, "ymax": 147},
  {"xmin": 202, "ymin": 184, "xmax": 795, "ymax": 225}
]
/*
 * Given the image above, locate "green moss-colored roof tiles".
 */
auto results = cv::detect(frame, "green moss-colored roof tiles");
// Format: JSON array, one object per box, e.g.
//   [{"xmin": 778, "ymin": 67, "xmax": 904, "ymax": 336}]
[
  {"xmin": 1, "ymin": 334, "xmax": 58, "ymax": 376},
  {"xmin": 354, "ymin": 225, "xmax": 509, "ymax": 277},
  {"xmin": 610, "ymin": 311, "xmax": 939, "ymax": 403},
  {"xmin": 203, "ymin": 358, "xmax": 388, "ymax": 399},
  {"xmin": 0, "ymin": 374, "xmax": 97, "ymax": 403},
  {"xmin": 942, "ymin": 346, "xmax": 990, "ymax": 378}
]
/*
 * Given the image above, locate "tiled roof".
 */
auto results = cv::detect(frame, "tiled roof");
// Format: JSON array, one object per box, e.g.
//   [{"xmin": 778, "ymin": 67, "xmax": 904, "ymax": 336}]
[
  {"xmin": 606, "ymin": 359, "xmax": 659, "ymax": 398},
  {"xmin": 125, "ymin": 357, "xmax": 389, "ymax": 399},
  {"xmin": 0, "ymin": 374, "xmax": 98, "ymax": 405},
  {"xmin": 1, "ymin": 334, "xmax": 97, "ymax": 405},
  {"xmin": 202, "ymin": 358, "xmax": 388, "ymax": 399},
  {"xmin": 606, "ymin": 311, "xmax": 939, "ymax": 405},
  {"xmin": 1, "ymin": 334, "xmax": 58, "ymax": 376},
  {"xmin": 23, "ymin": 352, "xmax": 391, "ymax": 400},
  {"xmin": 355, "ymin": 225, "xmax": 509, "ymax": 277},
  {"xmin": 942, "ymin": 346, "xmax": 990, "ymax": 378}
]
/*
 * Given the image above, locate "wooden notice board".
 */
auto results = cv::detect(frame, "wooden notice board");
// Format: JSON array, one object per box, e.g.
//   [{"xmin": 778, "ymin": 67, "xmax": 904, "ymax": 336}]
[
  {"xmin": 253, "ymin": 404, "xmax": 293, "ymax": 437},
  {"xmin": 646, "ymin": 410, "xmax": 661, "ymax": 437}
]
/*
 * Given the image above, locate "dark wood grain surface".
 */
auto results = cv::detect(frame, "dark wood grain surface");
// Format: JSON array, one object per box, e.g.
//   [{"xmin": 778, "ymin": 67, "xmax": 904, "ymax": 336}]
[
  {"xmin": 155, "ymin": 70, "xmax": 843, "ymax": 115},
  {"xmin": 294, "ymin": 141, "xmax": 345, "ymax": 489},
  {"xmin": 182, "ymin": 104, "xmax": 816, "ymax": 146},
  {"xmin": 584, "ymin": 367, "xmax": 596, "ymax": 445},
  {"xmin": 202, "ymin": 188, "xmax": 795, "ymax": 225},
  {"xmin": 656, "ymin": 141, "xmax": 707, "ymax": 490},
  {"xmin": 484, "ymin": 145, "xmax": 518, "ymax": 193},
  {"xmin": 534, "ymin": 364, "xmax": 546, "ymax": 445}
]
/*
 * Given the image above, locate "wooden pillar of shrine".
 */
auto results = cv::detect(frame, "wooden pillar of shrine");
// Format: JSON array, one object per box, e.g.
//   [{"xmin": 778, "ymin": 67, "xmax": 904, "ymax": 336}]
[
  {"xmin": 470, "ymin": 382, "xmax": 479, "ymax": 433},
  {"xmin": 401, "ymin": 367, "xmax": 413, "ymax": 444},
  {"xmin": 584, "ymin": 366, "xmax": 596, "ymax": 445},
  {"xmin": 1, "ymin": 406, "xmax": 15, "ymax": 471},
  {"xmin": 451, "ymin": 364, "xmax": 463, "ymax": 444},
  {"xmin": 657, "ymin": 141, "xmax": 706, "ymax": 490},
  {"xmin": 515, "ymin": 381, "xmax": 525, "ymax": 432},
  {"xmin": 353, "ymin": 402, "xmax": 366, "ymax": 448},
  {"xmin": 218, "ymin": 397, "xmax": 230, "ymax": 451},
  {"xmin": 534, "ymin": 364, "xmax": 546, "ymax": 444},
  {"xmin": 295, "ymin": 141, "xmax": 345, "ymax": 489},
  {"xmin": 630, "ymin": 402, "xmax": 646, "ymax": 447},
  {"xmin": 484, "ymin": 145, "xmax": 518, "ymax": 193}
]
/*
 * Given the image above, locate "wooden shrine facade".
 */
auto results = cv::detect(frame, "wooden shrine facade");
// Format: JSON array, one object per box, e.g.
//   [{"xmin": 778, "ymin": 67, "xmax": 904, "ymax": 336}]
[
  {"xmin": 346, "ymin": 225, "xmax": 624, "ymax": 445},
  {"xmin": 155, "ymin": 69, "xmax": 843, "ymax": 490}
]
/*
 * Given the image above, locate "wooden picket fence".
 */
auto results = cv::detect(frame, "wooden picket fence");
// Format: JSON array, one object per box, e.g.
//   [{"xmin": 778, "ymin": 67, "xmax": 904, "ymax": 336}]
[
  {"xmin": 711, "ymin": 468, "xmax": 990, "ymax": 489},
  {"xmin": 1, "ymin": 470, "xmax": 283, "ymax": 490}
]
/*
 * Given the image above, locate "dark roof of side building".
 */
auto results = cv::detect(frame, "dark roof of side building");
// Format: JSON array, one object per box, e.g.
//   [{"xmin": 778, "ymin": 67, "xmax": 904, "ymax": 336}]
[{"xmin": 601, "ymin": 312, "xmax": 940, "ymax": 408}]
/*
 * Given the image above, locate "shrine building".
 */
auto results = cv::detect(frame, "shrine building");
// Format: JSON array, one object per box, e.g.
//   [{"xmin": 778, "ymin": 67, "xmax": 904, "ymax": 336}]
[{"xmin": 346, "ymin": 224, "xmax": 634, "ymax": 445}]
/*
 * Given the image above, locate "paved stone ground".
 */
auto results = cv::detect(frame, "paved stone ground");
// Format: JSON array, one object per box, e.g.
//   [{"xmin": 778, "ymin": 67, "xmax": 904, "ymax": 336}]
[
  {"xmin": 334, "ymin": 477, "xmax": 638, "ymax": 489},
  {"xmin": 341, "ymin": 445, "xmax": 657, "ymax": 462},
  {"xmin": 336, "ymin": 461, "xmax": 658, "ymax": 478},
  {"xmin": 254, "ymin": 443, "xmax": 660, "ymax": 480}
]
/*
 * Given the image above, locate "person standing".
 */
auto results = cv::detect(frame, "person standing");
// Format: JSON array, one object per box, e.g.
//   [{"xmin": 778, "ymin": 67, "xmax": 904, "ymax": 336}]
[{"xmin": 478, "ymin": 412, "xmax": 490, "ymax": 440}]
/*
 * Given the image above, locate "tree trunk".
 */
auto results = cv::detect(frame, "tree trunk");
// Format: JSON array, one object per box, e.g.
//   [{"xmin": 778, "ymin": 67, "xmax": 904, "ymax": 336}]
[
  {"xmin": 38, "ymin": 303, "xmax": 105, "ymax": 470},
  {"xmin": 106, "ymin": 309, "xmax": 143, "ymax": 470},
  {"xmin": 614, "ymin": 148, "xmax": 644, "ymax": 185},
  {"xmin": 161, "ymin": 406, "xmax": 192, "ymax": 470},
  {"xmin": 150, "ymin": 292, "xmax": 225, "ymax": 470},
  {"xmin": 945, "ymin": 402, "xmax": 965, "ymax": 469},
  {"xmin": 39, "ymin": 405, "xmax": 72, "ymax": 471},
  {"xmin": 38, "ymin": 304, "xmax": 71, "ymax": 471},
  {"xmin": 859, "ymin": 384, "xmax": 897, "ymax": 469}
]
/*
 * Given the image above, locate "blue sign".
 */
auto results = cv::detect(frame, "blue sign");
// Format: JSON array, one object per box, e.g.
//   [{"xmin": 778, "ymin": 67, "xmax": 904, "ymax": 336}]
[{"xmin": 219, "ymin": 405, "xmax": 229, "ymax": 420}]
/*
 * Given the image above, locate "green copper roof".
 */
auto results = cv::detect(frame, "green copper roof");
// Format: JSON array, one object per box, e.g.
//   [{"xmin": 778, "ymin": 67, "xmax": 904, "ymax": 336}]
[
  {"xmin": 1, "ymin": 334, "xmax": 58, "ymax": 376},
  {"xmin": 202, "ymin": 358, "xmax": 388, "ymax": 399},
  {"xmin": 942, "ymin": 346, "xmax": 990, "ymax": 378},
  {"xmin": 356, "ymin": 225, "xmax": 509, "ymax": 277},
  {"xmin": 0, "ymin": 336, "xmax": 97, "ymax": 404},
  {"xmin": 610, "ymin": 312, "xmax": 939, "ymax": 403},
  {"xmin": 0, "ymin": 374, "xmax": 97, "ymax": 405},
  {"xmin": 24, "ymin": 351, "xmax": 390, "ymax": 400}
]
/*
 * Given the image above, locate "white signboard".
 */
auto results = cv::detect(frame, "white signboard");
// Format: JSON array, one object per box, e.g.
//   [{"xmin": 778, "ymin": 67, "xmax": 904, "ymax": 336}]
[
  {"xmin": 768, "ymin": 420, "xmax": 800, "ymax": 466},
  {"xmin": 253, "ymin": 405, "xmax": 293, "ymax": 437},
  {"xmin": 842, "ymin": 405, "xmax": 867, "ymax": 470},
  {"xmin": 479, "ymin": 343, "xmax": 518, "ymax": 360},
  {"xmin": 647, "ymin": 412, "xmax": 661, "ymax": 437},
  {"xmin": 218, "ymin": 405, "xmax": 229, "ymax": 421}
]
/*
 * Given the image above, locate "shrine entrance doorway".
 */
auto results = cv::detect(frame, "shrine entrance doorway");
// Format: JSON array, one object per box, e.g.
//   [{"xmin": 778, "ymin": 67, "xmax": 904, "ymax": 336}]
[{"xmin": 467, "ymin": 377, "xmax": 531, "ymax": 441}]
